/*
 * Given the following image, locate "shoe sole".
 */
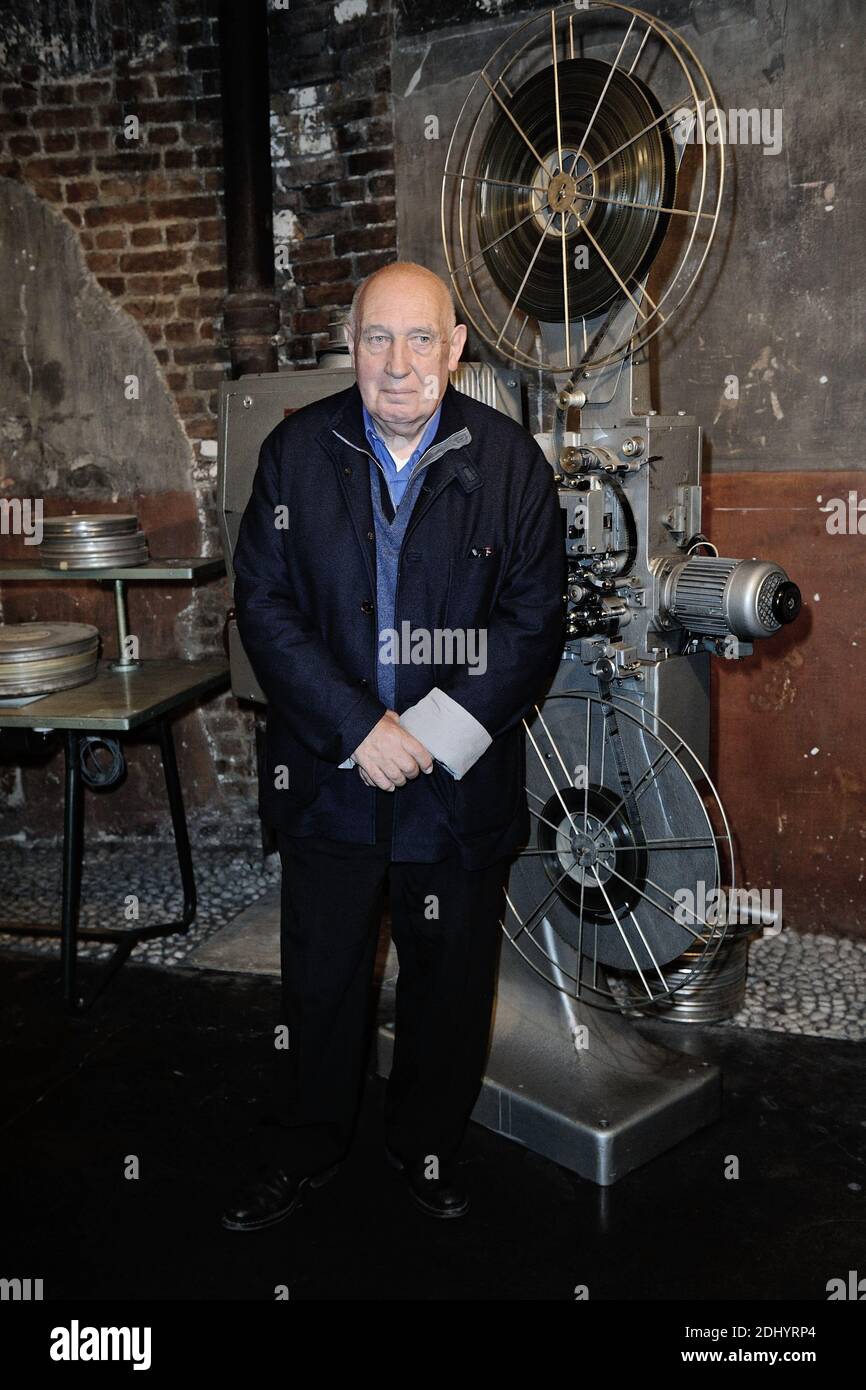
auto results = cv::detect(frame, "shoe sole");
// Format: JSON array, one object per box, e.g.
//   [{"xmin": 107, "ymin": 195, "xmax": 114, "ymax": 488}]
[
  {"xmin": 384, "ymin": 1146, "xmax": 469, "ymax": 1219},
  {"xmin": 221, "ymin": 1161, "xmax": 342, "ymax": 1232}
]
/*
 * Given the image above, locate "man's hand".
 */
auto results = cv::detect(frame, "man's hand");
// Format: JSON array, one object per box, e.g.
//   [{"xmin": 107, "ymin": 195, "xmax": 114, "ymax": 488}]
[{"xmin": 352, "ymin": 710, "xmax": 434, "ymax": 791}]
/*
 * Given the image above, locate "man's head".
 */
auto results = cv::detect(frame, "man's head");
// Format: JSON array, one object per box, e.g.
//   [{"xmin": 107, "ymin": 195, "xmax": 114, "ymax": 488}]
[{"xmin": 345, "ymin": 261, "xmax": 467, "ymax": 444}]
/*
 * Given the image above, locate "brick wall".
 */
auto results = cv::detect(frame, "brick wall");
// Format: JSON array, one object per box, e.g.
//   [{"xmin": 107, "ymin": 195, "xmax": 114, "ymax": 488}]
[
  {"xmin": 268, "ymin": 0, "xmax": 396, "ymax": 367},
  {"xmin": 0, "ymin": 0, "xmax": 229, "ymax": 480},
  {"xmin": 0, "ymin": 0, "xmax": 399, "ymax": 842}
]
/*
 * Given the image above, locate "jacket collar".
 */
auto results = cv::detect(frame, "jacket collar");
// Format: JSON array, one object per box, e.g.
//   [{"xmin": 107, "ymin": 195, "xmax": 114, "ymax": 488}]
[{"xmin": 324, "ymin": 380, "xmax": 478, "ymax": 489}]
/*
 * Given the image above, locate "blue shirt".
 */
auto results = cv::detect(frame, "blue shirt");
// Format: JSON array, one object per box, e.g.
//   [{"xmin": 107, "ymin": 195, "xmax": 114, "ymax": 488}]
[{"xmin": 362, "ymin": 402, "xmax": 442, "ymax": 511}]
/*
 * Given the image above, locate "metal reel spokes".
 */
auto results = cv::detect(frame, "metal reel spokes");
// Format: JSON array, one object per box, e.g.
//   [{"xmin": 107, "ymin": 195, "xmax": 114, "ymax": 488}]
[
  {"xmin": 441, "ymin": 1, "xmax": 725, "ymax": 374},
  {"xmin": 503, "ymin": 690, "xmax": 734, "ymax": 1012}
]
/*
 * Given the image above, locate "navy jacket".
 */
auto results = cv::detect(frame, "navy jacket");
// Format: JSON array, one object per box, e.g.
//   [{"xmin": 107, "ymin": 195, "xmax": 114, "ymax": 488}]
[{"xmin": 231, "ymin": 379, "xmax": 565, "ymax": 868}]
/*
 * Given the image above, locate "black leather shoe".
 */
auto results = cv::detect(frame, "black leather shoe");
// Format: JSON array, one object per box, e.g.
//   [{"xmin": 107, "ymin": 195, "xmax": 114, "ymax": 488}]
[
  {"xmin": 221, "ymin": 1160, "xmax": 341, "ymax": 1232},
  {"xmin": 384, "ymin": 1144, "xmax": 469, "ymax": 1219}
]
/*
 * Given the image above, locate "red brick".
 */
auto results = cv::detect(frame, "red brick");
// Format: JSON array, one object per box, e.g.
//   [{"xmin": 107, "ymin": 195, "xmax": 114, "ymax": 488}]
[
  {"xmin": 187, "ymin": 243, "xmax": 223, "ymax": 268},
  {"xmin": 93, "ymin": 151, "xmax": 161, "ymax": 173},
  {"xmin": 95, "ymin": 228, "xmax": 127, "ymax": 249},
  {"xmin": 355, "ymin": 249, "xmax": 394, "ymax": 276},
  {"xmin": 17, "ymin": 155, "xmax": 91, "ymax": 179},
  {"xmin": 176, "ymin": 294, "xmax": 222, "ymax": 317},
  {"xmin": 154, "ymin": 75, "xmax": 194, "ymax": 98},
  {"xmin": 96, "ymin": 275, "xmax": 125, "ymax": 294},
  {"xmin": 351, "ymin": 199, "xmax": 395, "ymax": 227},
  {"xmin": 98, "ymin": 176, "xmax": 140, "ymax": 199},
  {"xmin": 368, "ymin": 174, "xmax": 395, "ymax": 198},
  {"xmin": 192, "ymin": 366, "xmax": 226, "ymax": 389},
  {"xmin": 346, "ymin": 149, "xmax": 393, "ymax": 177},
  {"xmin": 146, "ymin": 126, "xmax": 180, "ymax": 145},
  {"xmin": 304, "ymin": 281, "xmax": 356, "ymax": 307},
  {"xmin": 115, "ymin": 75, "xmax": 157, "ymax": 101},
  {"xmin": 83, "ymin": 202, "xmax": 151, "ymax": 226},
  {"xmin": 119, "ymin": 249, "xmax": 186, "ymax": 272},
  {"xmin": 163, "ymin": 148, "xmax": 195, "ymax": 170},
  {"xmin": 160, "ymin": 273, "xmax": 192, "ymax": 293},
  {"xmin": 151, "ymin": 194, "xmax": 218, "ymax": 219},
  {"xmin": 29, "ymin": 108, "xmax": 94, "ymax": 130},
  {"xmin": 65, "ymin": 180, "xmax": 99, "ymax": 202},
  {"xmin": 172, "ymin": 344, "xmax": 220, "ymax": 364},
  {"xmin": 197, "ymin": 217, "xmax": 223, "ymax": 241},
  {"xmin": 7, "ymin": 135, "xmax": 39, "ymax": 156},
  {"xmin": 1, "ymin": 87, "xmax": 38, "ymax": 109},
  {"xmin": 166, "ymin": 221, "xmax": 197, "ymax": 245},
  {"xmin": 196, "ymin": 269, "xmax": 226, "ymax": 289},
  {"xmin": 42, "ymin": 132, "xmax": 77, "ymax": 153},
  {"xmin": 293, "ymin": 256, "xmax": 352, "ymax": 286},
  {"xmin": 76, "ymin": 81, "xmax": 112, "ymax": 102},
  {"xmin": 77, "ymin": 130, "xmax": 111, "ymax": 152},
  {"xmin": 165, "ymin": 321, "xmax": 198, "ymax": 344},
  {"xmin": 31, "ymin": 180, "xmax": 63, "ymax": 200},
  {"xmin": 86, "ymin": 250, "xmax": 123, "ymax": 273},
  {"xmin": 333, "ymin": 223, "xmax": 393, "ymax": 256},
  {"xmin": 62, "ymin": 206, "xmax": 84, "ymax": 227},
  {"xmin": 125, "ymin": 274, "xmax": 162, "ymax": 293},
  {"xmin": 130, "ymin": 225, "xmax": 164, "ymax": 246}
]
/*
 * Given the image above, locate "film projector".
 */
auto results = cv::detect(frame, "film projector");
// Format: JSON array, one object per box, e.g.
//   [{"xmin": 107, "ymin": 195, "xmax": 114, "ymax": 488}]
[{"xmin": 218, "ymin": 3, "xmax": 801, "ymax": 1184}]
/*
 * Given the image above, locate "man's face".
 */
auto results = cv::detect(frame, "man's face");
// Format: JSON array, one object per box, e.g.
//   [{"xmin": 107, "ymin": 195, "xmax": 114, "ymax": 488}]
[{"xmin": 347, "ymin": 273, "xmax": 467, "ymax": 441}]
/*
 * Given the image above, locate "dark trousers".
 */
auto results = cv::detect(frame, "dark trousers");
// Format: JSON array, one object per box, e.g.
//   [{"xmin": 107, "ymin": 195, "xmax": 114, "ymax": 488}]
[{"xmin": 270, "ymin": 787, "xmax": 509, "ymax": 1175}]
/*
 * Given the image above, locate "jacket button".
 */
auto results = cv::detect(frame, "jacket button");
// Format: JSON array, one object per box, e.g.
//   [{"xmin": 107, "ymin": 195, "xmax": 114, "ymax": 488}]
[
  {"xmin": 344, "ymin": 466, "xmax": 352, "ymax": 476},
  {"xmin": 359, "ymin": 678, "xmax": 368, "ymax": 686},
  {"xmin": 360, "ymin": 600, "xmax": 374, "ymax": 615},
  {"xmin": 367, "ymin": 531, "xmax": 374, "ymax": 541}
]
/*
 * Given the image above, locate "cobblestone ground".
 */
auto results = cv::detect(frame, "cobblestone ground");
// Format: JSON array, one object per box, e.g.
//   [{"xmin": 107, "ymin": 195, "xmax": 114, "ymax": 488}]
[{"xmin": 0, "ymin": 842, "xmax": 863, "ymax": 1040}]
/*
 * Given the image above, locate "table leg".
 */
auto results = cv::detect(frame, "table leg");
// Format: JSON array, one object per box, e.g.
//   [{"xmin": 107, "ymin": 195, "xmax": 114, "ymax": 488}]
[
  {"xmin": 157, "ymin": 716, "xmax": 196, "ymax": 927},
  {"xmin": 61, "ymin": 729, "xmax": 84, "ymax": 1008}
]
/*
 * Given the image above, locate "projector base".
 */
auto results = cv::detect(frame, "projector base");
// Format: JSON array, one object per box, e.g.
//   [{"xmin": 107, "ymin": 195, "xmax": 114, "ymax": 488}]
[{"xmin": 375, "ymin": 939, "xmax": 721, "ymax": 1187}]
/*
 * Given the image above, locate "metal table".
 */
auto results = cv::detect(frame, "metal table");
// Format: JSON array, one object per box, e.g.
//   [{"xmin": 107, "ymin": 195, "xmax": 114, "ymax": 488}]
[{"xmin": 0, "ymin": 658, "xmax": 230, "ymax": 1011}]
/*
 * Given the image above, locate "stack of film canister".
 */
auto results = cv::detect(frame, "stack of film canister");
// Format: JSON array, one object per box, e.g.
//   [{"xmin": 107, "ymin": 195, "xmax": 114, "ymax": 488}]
[
  {"xmin": 0, "ymin": 622, "xmax": 100, "ymax": 696},
  {"xmin": 38, "ymin": 513, "xmax": 149, "ymax": 568}
]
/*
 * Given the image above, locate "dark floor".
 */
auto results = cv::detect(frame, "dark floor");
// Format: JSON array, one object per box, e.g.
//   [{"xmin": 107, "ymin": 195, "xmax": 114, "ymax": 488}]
[{"xmin": 1, "ymin": 951, "xmax": 864, "ymax": 1302}]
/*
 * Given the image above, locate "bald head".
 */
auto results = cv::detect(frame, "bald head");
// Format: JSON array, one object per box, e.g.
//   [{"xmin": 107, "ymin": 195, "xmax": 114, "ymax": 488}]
[{"xmin": 346, "ymin": 261, "xmax": 457, "ymax": 341}]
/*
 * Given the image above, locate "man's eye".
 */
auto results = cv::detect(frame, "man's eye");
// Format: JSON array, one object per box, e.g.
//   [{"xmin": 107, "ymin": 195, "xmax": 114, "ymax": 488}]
[
  {"xmin": 411, "ymin": 335, "xmax": 432, "ymax": 347},
  {"xmin": 366, "ymin": 334, "xmax": 388, "ymax": 346}
]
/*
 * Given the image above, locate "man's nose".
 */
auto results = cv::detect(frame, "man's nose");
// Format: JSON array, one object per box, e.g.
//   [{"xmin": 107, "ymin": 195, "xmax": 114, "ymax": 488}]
[{"xmin": 386, "ymin": 336, "xmax": 411, "ymax": 376}]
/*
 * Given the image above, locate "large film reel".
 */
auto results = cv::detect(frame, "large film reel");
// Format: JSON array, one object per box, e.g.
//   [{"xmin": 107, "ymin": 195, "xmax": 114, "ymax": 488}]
[
  {"xmin": 509, "ymin": 690, "xmax": 734, "ymax": 1012},
  {"xmin": 442, "ymin": 1, "xmax": 725, "ymax": 373}
]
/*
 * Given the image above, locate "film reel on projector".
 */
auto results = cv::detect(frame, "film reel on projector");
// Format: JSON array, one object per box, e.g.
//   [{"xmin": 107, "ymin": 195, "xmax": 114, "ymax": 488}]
[
  {"xmin": 441, "ymin": 0, "xmax": 724, "ymax": 375},
  {"xmin": 440, "ymin": 3, "xmax": 735, "ymax": 1016}
]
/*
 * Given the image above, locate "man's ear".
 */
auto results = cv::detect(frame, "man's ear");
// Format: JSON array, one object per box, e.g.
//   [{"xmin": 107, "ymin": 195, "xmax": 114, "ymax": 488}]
[{"xmin": 448, "ymin": 322, "xmax": 468, "ymax": 371}]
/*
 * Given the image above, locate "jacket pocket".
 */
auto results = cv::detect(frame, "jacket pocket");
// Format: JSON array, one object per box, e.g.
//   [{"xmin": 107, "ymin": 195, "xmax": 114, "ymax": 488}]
[{"xmin": 444, "ymin": 556, "xmax": 500, "ymax": 629}]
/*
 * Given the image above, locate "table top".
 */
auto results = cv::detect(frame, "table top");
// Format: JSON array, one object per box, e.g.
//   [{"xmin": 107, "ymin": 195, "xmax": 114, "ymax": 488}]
[
  {"xmin": 0, "ymin": 557, "xmax": 225, "ymax": 581},
  {"xmin": 0, "ymin": 658, "xmax": 231, "ymax": 730}
]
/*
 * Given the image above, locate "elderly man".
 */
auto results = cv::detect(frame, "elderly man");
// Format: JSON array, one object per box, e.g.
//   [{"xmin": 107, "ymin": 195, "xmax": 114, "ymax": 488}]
[{"xmin": 223, "ymin": 261, "xmax": 564, "ymax": 1230}]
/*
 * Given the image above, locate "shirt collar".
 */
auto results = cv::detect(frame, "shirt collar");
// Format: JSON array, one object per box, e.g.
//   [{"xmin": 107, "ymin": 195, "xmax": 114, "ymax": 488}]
[{"xmin": 362, "ymin": 400, "xmax": 443, "ymax": 468}]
